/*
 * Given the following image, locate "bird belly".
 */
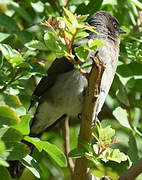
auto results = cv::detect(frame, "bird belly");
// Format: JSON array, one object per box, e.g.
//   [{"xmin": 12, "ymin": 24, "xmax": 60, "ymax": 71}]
[
  {"xmin": 31, "ymin": 70, "xmax": 87, "ymax": 135},
  {"xmin": 50, "ymin": 70, "xmax": 88, "ymax": 115}
]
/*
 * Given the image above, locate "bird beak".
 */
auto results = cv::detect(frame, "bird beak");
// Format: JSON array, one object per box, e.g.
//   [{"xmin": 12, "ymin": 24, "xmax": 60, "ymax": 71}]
[{"xmin": 119, "ymin": 27, "xmax": 126, "ymax": 34}]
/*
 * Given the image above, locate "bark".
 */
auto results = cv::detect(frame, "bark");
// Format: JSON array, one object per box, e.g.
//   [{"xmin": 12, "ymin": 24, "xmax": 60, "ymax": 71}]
[{"xmin": 73, "ymin": 57, "xmax": 105, "ymax": 180}]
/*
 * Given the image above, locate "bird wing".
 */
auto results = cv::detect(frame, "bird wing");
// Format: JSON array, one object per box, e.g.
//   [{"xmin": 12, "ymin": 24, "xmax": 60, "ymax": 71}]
[{"xmin": 29, "ymin": 57, "xmax": 74, "ymax": 109}]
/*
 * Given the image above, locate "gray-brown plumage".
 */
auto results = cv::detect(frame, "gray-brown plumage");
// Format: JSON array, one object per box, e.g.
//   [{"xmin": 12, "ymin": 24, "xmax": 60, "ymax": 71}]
[
  {"xmin": 30, "ymin": 11, "xmax": 126, "ymax": 135},
  {"xmin": 8, "ymin": 11, "xmax": 126, "ymax": 178}
]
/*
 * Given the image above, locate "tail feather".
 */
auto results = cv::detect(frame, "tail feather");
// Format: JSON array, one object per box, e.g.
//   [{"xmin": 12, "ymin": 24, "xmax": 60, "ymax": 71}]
[{"xmin": 8, "ymin": 161, "xmax": 25, "ymax": 179}]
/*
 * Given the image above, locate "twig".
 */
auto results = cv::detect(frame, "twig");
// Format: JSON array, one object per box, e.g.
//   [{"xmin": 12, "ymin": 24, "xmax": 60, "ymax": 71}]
[
  {"xmin": 48, "ymin": 0, "xmax": 62, "ymax": 16},
  {"xmin": 62, "ymin": 115, "xmax": 74, "ymax": 176},
  {"xmin": 64, "ymin": 0, "xmax": 72, "ymax": 7},
  {"xmin": 118, "ymin": 157, "xmax": 142, "ymax": 180},
  {"xmin": 73, "ymin": 57, "xmax": 105, "ymax": 180}
]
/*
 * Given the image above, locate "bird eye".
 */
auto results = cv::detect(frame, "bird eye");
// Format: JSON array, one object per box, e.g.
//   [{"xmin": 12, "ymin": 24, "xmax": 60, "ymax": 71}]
[{"xmin": 113, "ymin": 20, "xmax": 117, "ymax": 29}]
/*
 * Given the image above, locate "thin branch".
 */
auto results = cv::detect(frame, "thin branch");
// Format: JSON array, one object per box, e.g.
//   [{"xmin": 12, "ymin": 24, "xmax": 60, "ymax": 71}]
[
  {"xmin": 62, "ymin": 115, "xmax": 74, "ymax": 176},
  {"xmin": 48, "ymin": 0, "xmax": 62, "ymax": 16},
  {"xmin": 64, "ymin": 0, "xmax": 72, "ymax": 7},
  {"xmin": 73, "ymin": 57, "xmax": 105, "ymax": 180},
  {"xmin": 118, "ymin": 157, "xmax": 142, "ymax": 180}
]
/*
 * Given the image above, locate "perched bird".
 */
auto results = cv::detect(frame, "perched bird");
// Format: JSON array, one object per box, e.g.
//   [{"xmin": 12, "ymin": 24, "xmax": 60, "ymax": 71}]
[
  {"xmin": 30, "ymin": 10, "xmax": 126, "ymax": 135},
  {"xmin": 9, "ymin": 11, "xmax": 126, "ymax": 178}
]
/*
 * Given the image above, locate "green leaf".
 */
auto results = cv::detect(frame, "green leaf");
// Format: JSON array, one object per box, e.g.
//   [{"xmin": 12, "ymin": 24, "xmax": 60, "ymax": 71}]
[
  {"xmin": 0, "ymin": 44, "xmax": 19, "ymax": 60},
  {"xmin": 68, "ymin": 148, "xmax": 87, "ymax": 158},
  {"xmin": 85, "ymin": 152, "xmax": 100, "ymax": 165},
  {"xmin": 81, "ymin": 61, "xmax": 92, "ymax": 69},
  {"xmin": 75, "ymin": 31, "xmax": 89, "ymax": 42},
  {"xmin": 88, "ymin": 39, "xmax": 105, "ymax": 50},
  {"xmin": 81, "ymin": 141, "xmax": 93, "ymax": 152},
  {"xmin": 0, "ymin": 127, "xmax": 30, "ymax": 160},
  {"xmin": 0, "ymin": 127, "xmax": 22, "ymax": 142},
  {"xmin": 128, "ymin": 132, "xmax": 139, "ymax": 163},
  {"xmin": 126, "ymin": 78, "xmax": 142, "ymax": 92},
  {"xmin": 15, "ymin": 106, "xmax": 26, "ymax": 116},
  {"xmin": 24, "ymin": 136, "xmax": 42, "ymax": 152},
  {"xmin": 6, "ymin": 142, "xmax": 30, "ymax": 160},
  {"xmin": 10, "ymin": 56, "xmax": 24, "ymax": 67},
  {"xmin": 0, "ymin": 167, "xmax": 11, "ymax": 180},
  {"xmin": 129, "ymin": 0, "xmax": 142, "ymax": 9},
  {"xmin": 0, "ymin": 106, "xmax": 21, "ymax": 126},
  {"xmin": 38, "ymin": 141, "xmax": 67, "ymax": 167},
  {"xmin": 63, "ymin": 16, "xmax": 76, "ymax": 34},
  {"xmin": 83, "ymin": 25, "xmax": 98, "ymax": 34},
  {"xmin": 12, "ymin": 114, "xmax": 31, "ymax": 135},
  {"xmin": 0, "ymin": 93, "xmax": 22, "ymax": 108},
  {"xmin": 0, "ymin": 12, "xmax": 19, "ymax": 32},
  {"xmin": 132, "ymin": 99, "xmax": 142, "ymax": 108},
  {"xmin": 44, "ymin": 32, "xmax": 61, "ymax": 52},
  {"xmin": 77, "ymin": 14, "xmax": 89, "ymax": 23},
  {"xmin": 75, "ymin": 0, "xmax": 103, "ymax": 16},
  {"xmin": 8, "ymin": 2, "xmax": 32, "ymax": 23},
  {"xmin": 0, "ymin": 33, "xmax": 11, "ymax": 42},
  {"xmin": 0, "ymin": 140, "xmax": 5, "ymax": 154},
  {"xmin": 63, "ymin": 7, "xmax": 78, "ymax": 26},
  {"xmin": 113, "ymin": 107, "xmax": 131, "ymax": 129},
  {"xmin": 100, "ymin": 126, "xmax": 115, "ymax": 143},
  {"xmin": 0, "ymin": 157, "xmax": 9, "ymax": 167},
  {"xmin": 116, "ymin": 88, "xmax": 130, "ymax": 106},
  {"xmin": 21, "ymin": 155, "xmax": 41, "ymax": 178},
  {"xmin": 75, "ymin": 46, "xmax": 89, "ymax": 62},
  {"xmin": 31, "ymin": 1, "xmax": 44, "ymax": 13},
  {"xmin": 24, "ymin": 136, "xmax": 67, "ymax": 167},
  {"xmin": 16, "ymin": 31, "xmax": 33, "ymax": 44},
  {"xmin": 101, "ymin": 148, "xmax": 127, "ymax": 163},
  {"xmin": 26, "ymin": 40, "xmax": 47, "ymax": 51},
  {"xmin": 0, "ymin": 51, "xmax": 3, "ymax": 68},
  {"xmin": 116, "ymin": 73, "xmax": 132, "ymax": 86}
]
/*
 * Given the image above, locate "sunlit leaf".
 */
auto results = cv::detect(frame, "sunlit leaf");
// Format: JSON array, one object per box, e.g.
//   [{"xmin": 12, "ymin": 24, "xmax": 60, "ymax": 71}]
[
  {"xmin": 0, "ymin": 44, "xmax": 19, "ymax": 60},
  {"xmin": 0, "ymin": 94, "xmax": 22, "ymax": 108},
  {"xmin": 129, "ymin": 0, "xmax": 142, "ymax": 9},
  {"xmin": 44, "ymin": 32, "xmax": 61, "ymax": 52},
  {"xmin": 0, "ymin": 106, "xmax": 21, "ymax": 126},
  {"xmin": 24, "ymin": 136, "xmax": 67, "ymax": 167},
  {"xmin": 101, "ymin": 148, "xmax": 127, "ymax": 163},
  {"xmin": 26, "ymin": 40, "xmax": 47, "ymax": 51},
  {"xmin": 113, "ymin": 107, "xmax": 131, "ymax": 129},
  {"xmin": 100, "ymin": 126, "xmax": 115, "ymax": 143},
  {"xmin": 88, "ymin": 39, "xmax": 105, "ymax": 49},
  {"xmin": 75, "ymin": 46, "xmax": 89, "ymax": 62},
  {"xmin": 63, "ymin": 7, "xmax": 78, "ymax": 26},
  {"xmin": 0, "ymin": 140, "xmax": 5, "ymax": 154},
  {"xmin": 21, "ymin": 155, "xmax": 41, "ymax": 178},
  {"xmin": 12, "ymin": 114, "xmax": 31, "ymax": 135},
  {"xmin": 0, "ymin": 158, "xmax": 9, "ymax": 167}
]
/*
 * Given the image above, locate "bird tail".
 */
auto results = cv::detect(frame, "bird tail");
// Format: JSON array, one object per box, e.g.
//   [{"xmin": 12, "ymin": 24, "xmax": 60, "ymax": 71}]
[{"xmin": 8, "ymin": 160, "xmax": 25, "ymax": 178}]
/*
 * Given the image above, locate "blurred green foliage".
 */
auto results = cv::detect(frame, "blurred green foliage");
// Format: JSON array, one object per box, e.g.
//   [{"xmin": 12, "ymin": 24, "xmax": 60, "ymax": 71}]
[{"xmin": 0, "ymin": 0, "xmax": 142, "ymax": 180}]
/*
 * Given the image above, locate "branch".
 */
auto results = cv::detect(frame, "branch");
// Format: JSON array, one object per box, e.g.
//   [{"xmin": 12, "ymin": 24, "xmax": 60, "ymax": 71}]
[
  {"xmin": 73, "ymin": 57, "xmax": 105, "ymax": 180},
  {"xmin": 118, "ymin": 157, "xmax": 142, "ymax": 180},
  {"xmin": 62, "ymin": 115, "xmax": 74, "ymax": 176},
  {"xmin": 48, "ymin": 0, "xmax": 62, "ymax": 16}
]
